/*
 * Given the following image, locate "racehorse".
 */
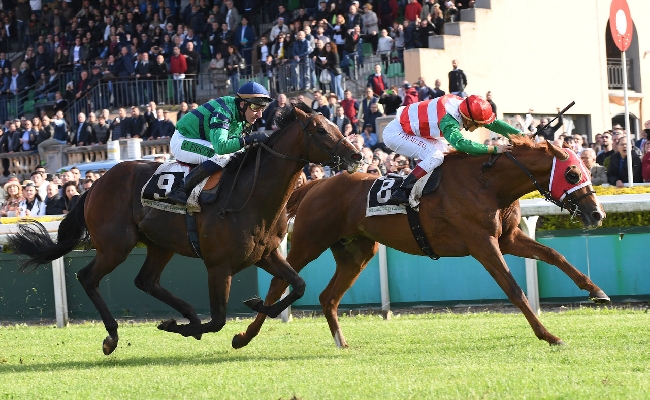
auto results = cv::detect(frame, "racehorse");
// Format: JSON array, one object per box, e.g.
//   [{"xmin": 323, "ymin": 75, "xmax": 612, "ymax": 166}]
[
  {"xmin": 9, "ymin": 103, "xmax": 362, "ymax": 355},
  {"xmin": 232, "ymin": 136, "xmax": 610, "ymax": 349}
]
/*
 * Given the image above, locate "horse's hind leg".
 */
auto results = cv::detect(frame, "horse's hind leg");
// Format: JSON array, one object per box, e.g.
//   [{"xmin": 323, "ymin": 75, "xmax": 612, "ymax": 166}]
[
  {"xmin": 470, "ymin": 237, "xmax": 564, "ymax": 345},
  {"xmin": 77, "ymin": 249, "xmax": 132, "ymax": 355},
  {"xmin": 499, "ymin": 228, "xmax": 610, "ymax": 303},
  {"xmin": 133, "ymin": 245, "xmax": 203, "ymax": 340},
  {"xmin": 321, "ymin": 238, "xmax": 379, "ymax": 348}
]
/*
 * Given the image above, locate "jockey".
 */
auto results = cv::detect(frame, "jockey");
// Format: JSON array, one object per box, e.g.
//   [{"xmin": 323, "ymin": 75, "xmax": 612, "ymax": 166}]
[
  {"xmin": 166, "ymin": 81, "xmax": 273, "ymax": 205},
  {"xmin": 384, "ymin": 94, "xmax": 524, "ymax": 205}
]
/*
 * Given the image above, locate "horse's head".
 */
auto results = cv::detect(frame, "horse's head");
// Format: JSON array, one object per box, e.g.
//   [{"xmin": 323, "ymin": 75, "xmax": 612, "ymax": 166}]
[
  {"xmin": 292, "ymin": 103, "xmax": 363, "ymax": 172},
  {"xmin": 545, "ymin": 140, "xmax": 605, "ymax": 229}
]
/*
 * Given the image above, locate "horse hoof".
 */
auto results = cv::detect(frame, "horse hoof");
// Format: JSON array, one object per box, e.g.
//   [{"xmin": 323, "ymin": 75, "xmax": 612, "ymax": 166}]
[
  {"xmin": 232, "ymin": 332, "xmax": 250, "ymax": 349},
  {"xmin": 243, "ymin": 296, "xmax": 263, "ymax": 312},
  {"xmin": 589, "ymin": 290, "xmax": 611, "ymax": 304},
  {"xmin": 102, "ymin": 336, "xmax": 118, "ymax": 355},
  {"xmin": 193, "ymin": 333, "xmax": 202, "ymax": 341},
  {"xmin": 158, "ymin": 319, "xmax": 177, "ymax": 332},
  {"xmin": 551, "ymin": 340, "xmax": 567, "ymax": 347}
]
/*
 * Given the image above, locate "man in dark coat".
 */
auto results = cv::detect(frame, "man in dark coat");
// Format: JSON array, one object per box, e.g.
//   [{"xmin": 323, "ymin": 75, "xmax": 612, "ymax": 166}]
[{"xmin": 448, "ymin": 59, "xmax": 467, "ymax": 98}]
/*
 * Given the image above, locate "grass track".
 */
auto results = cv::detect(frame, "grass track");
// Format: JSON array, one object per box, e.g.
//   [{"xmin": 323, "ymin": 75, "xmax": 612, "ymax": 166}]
[{"xmin": 1, "ymin": 307, "xmax": 649, "ymax": 399}]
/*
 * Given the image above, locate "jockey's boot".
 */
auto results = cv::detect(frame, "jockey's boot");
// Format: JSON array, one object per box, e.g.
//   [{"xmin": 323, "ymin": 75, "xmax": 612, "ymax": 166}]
[
  {"xmin": 166, "ymin": 160, "xmax": 222, "ymax": 206},
  {"xmin": 386, "ymin": 173, "xmax": 419, "ymax": 206}
]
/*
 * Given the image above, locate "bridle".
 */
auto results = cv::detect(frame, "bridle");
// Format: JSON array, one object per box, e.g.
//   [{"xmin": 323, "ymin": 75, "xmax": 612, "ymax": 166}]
[
  {"xmin": 481, "ymin": 151, "xmax": 594, "ymax": 217},
  {"xmin": 259, "ymin": 112, "xmax": 350, "ymax": 170},
  {"xmin": 217, "ymin": 111, "xmax": 352, "ymax": 217}
]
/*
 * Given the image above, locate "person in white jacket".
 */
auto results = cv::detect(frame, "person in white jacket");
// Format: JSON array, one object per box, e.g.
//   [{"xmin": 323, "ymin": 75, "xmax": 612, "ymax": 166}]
[{"xmin": 19, "ymin": 181, "xmax": 46, "ymax": 217}]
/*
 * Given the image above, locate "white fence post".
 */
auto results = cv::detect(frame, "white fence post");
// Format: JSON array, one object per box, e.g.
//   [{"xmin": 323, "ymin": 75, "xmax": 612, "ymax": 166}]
[
  {"xmin": 520, "ymin": 216, "xmax": 540, "ymax": 316},
  {"xmin": 378, "ymin": 244, "xmax": 391, "ymax": 319},
  {"xmin": 279, "ymin": 234, "xmax": 292, "ymax": 323},
  {"xmin": 51, "ymin": 256, "xmax": 69, "ymax": 328}
]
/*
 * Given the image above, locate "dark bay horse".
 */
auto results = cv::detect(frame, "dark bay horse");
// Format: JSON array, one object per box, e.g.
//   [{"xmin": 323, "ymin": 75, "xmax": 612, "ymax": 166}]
[
  {"xmin": 9, "ymin": 103, "xmax": 362, "ymax": 355},
  {"xmin": 232, "ymin": 136, "xmax": 610, "ymax": 349}
]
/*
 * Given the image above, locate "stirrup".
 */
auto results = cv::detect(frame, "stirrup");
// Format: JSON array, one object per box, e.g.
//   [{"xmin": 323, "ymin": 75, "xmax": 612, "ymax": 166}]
[
  {"xmin": 386, "ymin": 188, "xmax": 410, "ymax": 206},
  {"xmin": 166, "ymin": 187, "xmax": 189, "ymax": 205}
]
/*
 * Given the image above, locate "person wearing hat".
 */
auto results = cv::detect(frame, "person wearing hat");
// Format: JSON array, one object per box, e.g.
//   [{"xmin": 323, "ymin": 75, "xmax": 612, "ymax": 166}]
[
  {"xmin": 19, "ymin": 180, "xmax": 46, "ymax": 217},
  {"xmin": 166, "ymin": 81, "xmax": 273, "ymax": 205},
  {"xmin": 384, "ymin": 94, "xmax": 524, "ymax": 205},
  {"xmin": 1, "ymin": 178, "xmax": 24, "ymax": 217}
]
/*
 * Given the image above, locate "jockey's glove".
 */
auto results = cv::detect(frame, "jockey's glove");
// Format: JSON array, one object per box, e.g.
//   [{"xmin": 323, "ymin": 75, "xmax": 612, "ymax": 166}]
[{"xmin": 242, "ymin": 133, "xmax": 270, "ymax": 146}]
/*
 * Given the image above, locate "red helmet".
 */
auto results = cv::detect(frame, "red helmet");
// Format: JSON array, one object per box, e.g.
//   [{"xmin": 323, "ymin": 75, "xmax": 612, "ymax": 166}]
[{"xmin": 458, "ymin": 95, "xmax": 496, "ymax": 125}]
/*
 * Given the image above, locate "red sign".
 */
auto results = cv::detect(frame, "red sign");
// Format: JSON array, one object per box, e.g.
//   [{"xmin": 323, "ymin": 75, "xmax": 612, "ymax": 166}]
[{"xmin": 609, "ymin": 0, "xmax": 633, "ymax": 52}]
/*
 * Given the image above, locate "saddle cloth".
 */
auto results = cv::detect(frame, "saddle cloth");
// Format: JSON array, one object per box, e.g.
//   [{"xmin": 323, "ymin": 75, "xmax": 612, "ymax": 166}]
[
  {"xmin": 366, "ymin": 167, "xmax": 442, "ymax": 217},
  {"xmin": 141, "ymin": 162, "xmax": 219, "ymax": 214}
]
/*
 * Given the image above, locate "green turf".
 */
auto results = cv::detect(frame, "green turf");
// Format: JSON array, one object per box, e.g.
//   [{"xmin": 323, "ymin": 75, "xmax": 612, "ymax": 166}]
[{"xmin": 1, "ymin": 307, "xmax": 649, "ymax": 399}]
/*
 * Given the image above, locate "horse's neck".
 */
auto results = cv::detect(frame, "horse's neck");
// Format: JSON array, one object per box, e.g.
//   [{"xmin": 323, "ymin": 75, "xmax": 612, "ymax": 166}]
[{"xmin": 491, "ymin": 150, "xmax": 553, "ymax": 206}]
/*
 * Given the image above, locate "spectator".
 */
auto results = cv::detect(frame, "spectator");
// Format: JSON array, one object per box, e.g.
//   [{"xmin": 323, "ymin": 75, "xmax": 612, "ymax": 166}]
[
  {"xmin": 170, "ymin": 46, "xmax": 188, "ymax": 104},
  {"xmin": 636, "ymin": 120, "xmax": 650, "ymax": 149},
  {"xmin": 45, "ymin": 182, "xmax": 64, "ymax": 215},
  {"xmin": 209, "ymin": 52, "xmax": 228, "ymax": 96},
  {"xmin": 177, "ymin": 102, "xmax": 190, "ymax": 122},
  {"xmin": 126, "ymin": 106, "xmax": 147, "ymax": 139},
  {"xmin": 144, "ymin": 102, "xmax": 157, "ymax": 139},
  {"xmin": 361, "ymin": 4, "xmax": 379, "ymax": 53},
  {"xmin": 30, "ymin": 170, "xmax": 48, "ymax": 200},
  {"xmin": 642, "ymin": 141, "xmax": 650, "ymax": 182},
  {"xmin": 135, "ymin": 52, "xmax": 153, "ymax": 106},
  {"xmin": 405, "ymin": 0, "xmax": 422, "ymax": 23},
  {"xmin": 291, "ymin": 30, "xmax": 311, "ymax": 90},
  {"xmin": 607, "ymin": 137, "xmax": 642, "ymax": 187},
  {"xmin": 360, "ymin": 124, "xmax": 379, "ymax": 149},
  {"xmin": 81, "ymin": 178, "xmax": 93, "ymax": 193},
  {"xmin": 359, "ymin": 87, "xmax": 382, "ymax": 125},
  {"xmin": 448, "ymin": 59, "xmax": 467, "ymax": 98},
  {"xmin": 270, "ymin": 17, "xmax": 290, "ymax": 42},
  {"xmin": 340, "ymin": 89, "xmax": 360, "ymax": 133},
  {"xmin": 149, "ymin": 54, "xmax": 169, "ymax": 104},
  {"xmin": 1, "ymin": 179, "xmax": 23, "ymax": 217},
  {"xmin": 62, "ymin": 181, "xmax": 80, "ymax": 214},
  {"xmin": 183, "ymin": 42, "xmax": 200, "ymax": 103},
  {"xmin": 376, "ymin": 29, "xmax": 393, "ymax": 72},
  {"xmin": 309, "ymin": 163, "xmax": 326, "ymax": 180},
  {"xmin": 110, "ymin": 108, "xmax": 127, "ymax": 141},
  {"xmin": 71, "ymin": 112, "xmax": 92, "ymax": 146},
  {"xmin": 402, "ymin": 83, "xmax": 419, "ymax": 106},
  {"xmin": 225, "ymin": 44, "xmax": 243, "ymax": 94},
  {"xmin": 0, "ymin": 122, "xmax": 22, "ymax": 153},
  {"xmin": 378, "ymin": 0, "xmax": 398, "ymax": 29},
  {"xmin": 486, "ymin": 91, "xmax": 497, "ymax": 115},
  {"xmin": 324, "ymin": 42, "xmax": 343, "ymax": 101},
  {"xmin": 159, "ymin": 110, "xmax": 176, "ymax": 138},
  {"xmin": 379, "ymin": 85, "xmax": 402, "ymax": 115},
  {"xmin": 311, "ymin": 90, "xmax": 330, "ymax": 119},
  {"xmin": 93, "ymin": 115, "xmax": 111, "ymax": 144},
  {"xmin": 536, "ymin": 109, "xmax": 564, "ymax": 141},
  {"xmin": 431, "ymin": 4, "xmax": 445, "ymax": 35},
  {"xmin": 580, "ymin": 148, "xmax": 607, "ymax": 186},
  {"xmin": 342, "ymin": 122, "xmax": 354, "ymax": 137},
  {"xmin": 327, "ymin": 93, "xmax": 339, "ymax": 121},
  {"xmin": 332, "ymin": 106, "xmax": 350, "ymax": 132},
  {"xmin": 367, "ymin": 64, "xmax": 387, "ymax": 96},
  {"xmin": 364, "ymin": 103, "xmax": 384, "ymax": 135},
  {"xmin": 19, "ymin": 119, "xmax": 37, "ymax": 151},
  {"xmin": 234, "ymin": 16, "xmax": 255, "ymax": 74},
  {"xmin": 36, "ymin": 115, "xmax": 53, "ymax": 148},
  {"xmin": 19, "ymin": 181, "xmax": 46, "ymax": 217}
]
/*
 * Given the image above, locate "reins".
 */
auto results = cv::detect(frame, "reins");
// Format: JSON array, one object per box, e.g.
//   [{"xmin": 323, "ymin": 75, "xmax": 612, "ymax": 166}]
[
  {"xmin": 217, "ymin": 111, "xmax": 348, "ymax": 217},
  {"xmin": 482, "ymin": 149, "xmax": 592, "ymax": 217}
]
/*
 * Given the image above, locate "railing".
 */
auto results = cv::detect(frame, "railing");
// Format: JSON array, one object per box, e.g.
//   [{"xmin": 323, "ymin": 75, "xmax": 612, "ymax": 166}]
[
  {"xmin": 0, "ymin": 152, "xmax": 41, "ymax": 177},
  {"xmin": 141, "ymin": 138, "xmax": 171, "ymax": 157},
  {"xmin": 607, "ymin": 58, "xmax": 633, "ymax": 90},
  {"xmin": 63, "ymin": 145, "xmax": 108, "ymax": 165}
]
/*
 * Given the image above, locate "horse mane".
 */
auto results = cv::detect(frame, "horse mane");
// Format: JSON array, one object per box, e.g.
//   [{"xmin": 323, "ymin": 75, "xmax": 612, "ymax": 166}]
[
  {"xmin": 287, "ymin": 179, "xmax": 324, "ymax": 219},
  {"xmin": 274, "ymin": 102, "xmax": 314, "ymax": 130}
]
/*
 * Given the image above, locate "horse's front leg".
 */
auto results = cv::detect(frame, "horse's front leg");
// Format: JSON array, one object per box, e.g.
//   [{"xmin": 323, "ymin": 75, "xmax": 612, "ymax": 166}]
[
  {"xmin": 499, "ymin": 228, "xmax": 610, "ymax": 303},
  {"xmin": 245, "ymin": 248, "xmax": 305, "ymax": 318},
  {"xmin": 159, "ymin": 264, "xmax": 232, "ymax": 338},
  {"xmin": 470, "ymin": 236, "xmax": 564, "ymax": 346}
]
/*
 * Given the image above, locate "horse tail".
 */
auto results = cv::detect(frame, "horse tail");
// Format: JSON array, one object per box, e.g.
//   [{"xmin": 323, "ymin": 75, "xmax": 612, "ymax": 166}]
[
  {"xmin": 287, "ymin": 179, "xmax": 324, "ymax": 219},
  {"xmin": 8, "ymin": 191, "xmax": 92, "ymax": 271}
]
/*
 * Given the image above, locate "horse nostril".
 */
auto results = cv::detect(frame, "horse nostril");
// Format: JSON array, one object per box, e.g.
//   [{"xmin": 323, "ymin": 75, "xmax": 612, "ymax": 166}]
[
  {"xmin": 351, "ymin": 153, "xmax": 362, "ymax": 161},
  {"xmin": 592, "ymin": 211, "xmax": 602, "ymax": 221}
]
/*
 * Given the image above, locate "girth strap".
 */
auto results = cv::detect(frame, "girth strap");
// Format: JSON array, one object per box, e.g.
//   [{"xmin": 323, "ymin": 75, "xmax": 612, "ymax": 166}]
[
  {"xmin": 186, "ymin": 212, "xmax": 203, "ymax": 259},
  {"xmin": 405, "ymin": 206, "xmax": 440, "ymax": 260}
]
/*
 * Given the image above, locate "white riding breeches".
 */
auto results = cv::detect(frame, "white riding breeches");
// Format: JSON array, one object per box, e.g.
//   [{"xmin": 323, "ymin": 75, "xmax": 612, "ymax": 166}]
[
  {"xmin": 170, "ymin": 130, "xmax": 231, "ymax": 167},
  {"xmin": 383, "ymin": 118, "xmax": 448, "ymax": 173}
]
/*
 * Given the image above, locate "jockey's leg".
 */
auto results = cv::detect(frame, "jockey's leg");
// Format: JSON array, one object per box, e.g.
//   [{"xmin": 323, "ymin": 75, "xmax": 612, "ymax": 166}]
[
  {"xmin": 167, "ymin": 132, "xmax": 227, "ymax": 205},
  {"xmin": 383, "ymin": 123, "xmax": 446, "ymax": 205}
]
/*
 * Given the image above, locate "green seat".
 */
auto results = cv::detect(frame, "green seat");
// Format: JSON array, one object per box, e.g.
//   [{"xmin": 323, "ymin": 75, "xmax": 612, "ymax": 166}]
[
  {"xmin": 386, "ymin": 63, "xmax": 397, "ymax": 78},
  {"xmin": 36, "ymin": 98, "xmax": 48, "ymax": 104},
  {"xmin": 167, "ymin": 77, "xmax": 174, "ymax": 100},
  {"xmin": 23, "ymin": 100, "xmax": 35, "ymax": 115},
  {"xmin": 362, "ymin": 43, "xmax": 372, "ymax": 57}
]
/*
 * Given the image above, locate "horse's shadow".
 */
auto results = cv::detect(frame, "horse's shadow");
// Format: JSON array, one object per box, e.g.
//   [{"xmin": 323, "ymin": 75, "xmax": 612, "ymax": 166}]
[{"xmin": 0, "ymin": 351, "xmax": 345, "ymax": 374}]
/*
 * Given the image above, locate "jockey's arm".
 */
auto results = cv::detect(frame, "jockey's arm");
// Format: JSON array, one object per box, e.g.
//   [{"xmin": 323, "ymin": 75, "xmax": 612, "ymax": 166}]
[
  {"xmin": 440, "ymin": 114, "xmax": 492, "ymax": 155},
  {"xmin": 209, "ymin": 116, "xmax": 245, "ymax": 155},
  {"xmin": 485, "ymin": 119, "xmax": 523, "ymax": 138}
]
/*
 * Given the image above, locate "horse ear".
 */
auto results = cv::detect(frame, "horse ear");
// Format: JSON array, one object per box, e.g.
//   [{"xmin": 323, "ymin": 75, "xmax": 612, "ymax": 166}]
[
  {"xmin": 293, "ymin": 105, "xmax": 310, "ymax": 122},
  {"xmin": 545, "ymin": 140, "xmax": 569, "ymax": 161}
]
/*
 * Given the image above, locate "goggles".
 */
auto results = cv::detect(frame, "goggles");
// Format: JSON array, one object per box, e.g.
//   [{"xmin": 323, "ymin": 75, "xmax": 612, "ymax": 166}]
[{"xmin": 249, "ymin": 103, "xmax": 267, "ymax": 112}]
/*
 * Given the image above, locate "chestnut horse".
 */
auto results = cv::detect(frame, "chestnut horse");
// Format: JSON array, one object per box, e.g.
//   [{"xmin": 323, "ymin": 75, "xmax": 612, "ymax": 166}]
[
  {"xmin": 232, "ymin": 136, "xmax": 610, "ymax": 349},
  {"xmin": 9, "ymin": 103, "xmax": 362, "ymax": 355}
]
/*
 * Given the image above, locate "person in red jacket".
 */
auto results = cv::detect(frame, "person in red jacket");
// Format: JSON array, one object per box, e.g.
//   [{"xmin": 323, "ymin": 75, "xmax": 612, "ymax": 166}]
[
  {"xmin": 402, "ymin": 83, "xmax": 419, "ymax": 106},
  {"xmin": 405, "ymin": 0, "xmax": 422, "ymax": 23},
  {"xmin": 340, "ymin": 89, "xmax": 360, "ymax": 133},
  {"xmin": 169, "ymin": 46, "xmax": 188, "ymax": 104}
]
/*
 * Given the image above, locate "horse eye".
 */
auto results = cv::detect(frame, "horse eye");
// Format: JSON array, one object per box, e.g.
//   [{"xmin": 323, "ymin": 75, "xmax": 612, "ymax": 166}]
[{"xmin": 317, "ymin": 127, "xmax": 327, "ymax": 134}]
